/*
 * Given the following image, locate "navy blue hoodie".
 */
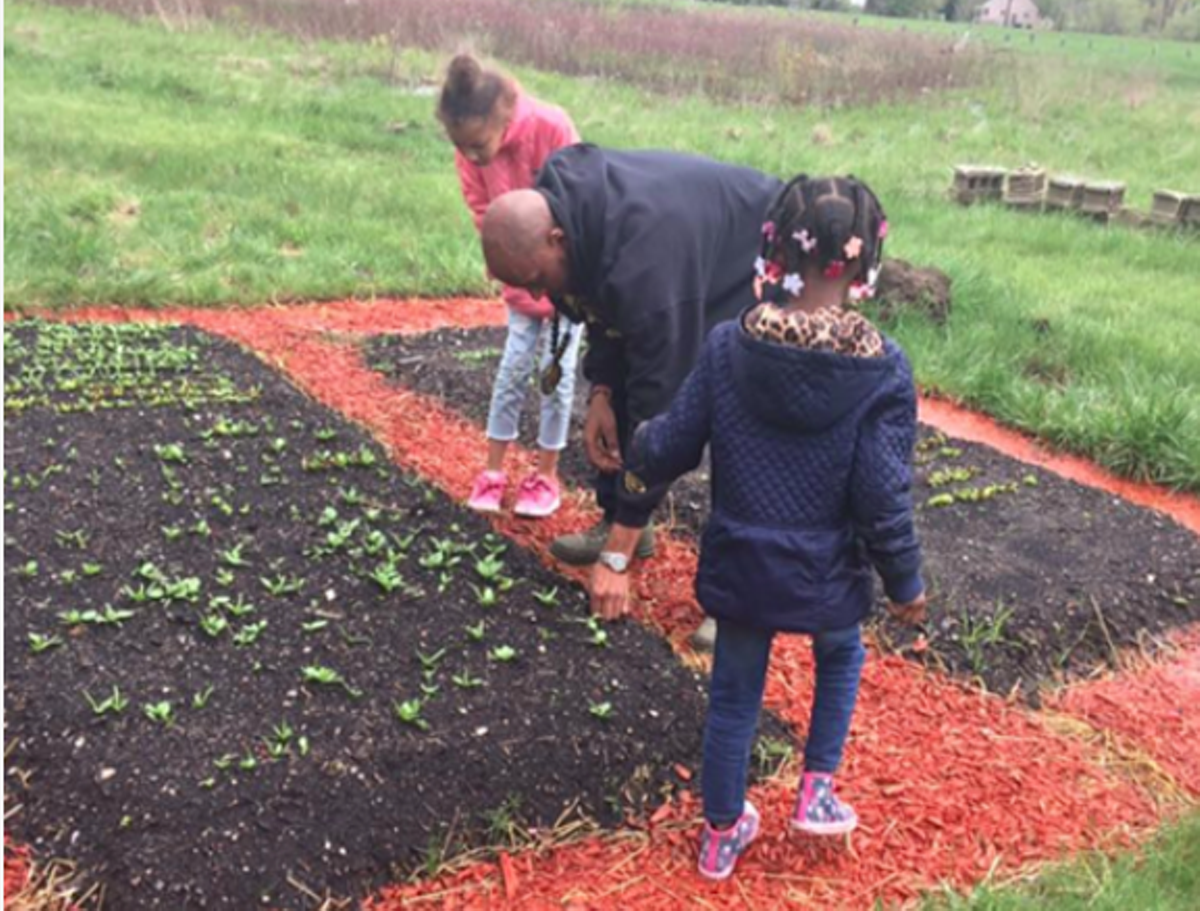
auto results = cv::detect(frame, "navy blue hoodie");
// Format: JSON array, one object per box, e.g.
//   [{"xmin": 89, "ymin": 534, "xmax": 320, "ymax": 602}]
[
  {"xmin": 629, "ymin": 318, "xmax": 924, "ymax": 633},
  {"xmin": 535, "ymin": 145, "xmax": 783, "ymax": 527}
]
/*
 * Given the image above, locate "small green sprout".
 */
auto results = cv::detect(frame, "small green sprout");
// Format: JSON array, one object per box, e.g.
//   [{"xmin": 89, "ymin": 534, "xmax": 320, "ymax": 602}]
[
  {"xmin": 200, "ymin": 614, "xmax": 229, "ymax": 638},
  {"xmin": 29, "ymin": 632, "xmax": 64, "ymax": 654},
  {"xmin": 452, "ymin": 671, "xmax": 485, "ymax": 689},
  {"xmin": 465, "ymin": 620, "xmax": 486, "ymax": 642},
  {"xmin": 489, "ymin": 645, "xmax": 517, "ymax": 663},
  {"xmin": 416, "ymin": 648, "xmax": 447, "ymax": 671},
  {"xmin": 533, "ymin": 587, "xmax": 560, "ymax": 607},
  {"xmin": 81, "ymin": 562, "xmax": 104, "ymax": 577},
  {"xmin": 143, "ymin": 701, "xmax": 174, "ymax": 725},
  {"xmin": 218, "ymin": 542, "xmax": 251, "ymax": 568},
  {"xmin": 393, "ymin": 699, "xmax": 429, "ymax": 731},
  {"xmin": 301, "ymin": 619, "xmax": 329, "ymax": 634},
  {"xmin": 474, "ymin": 554, "xmax": 505, "ymax": 581},
  {"xmin": 301, "ymin": 665, "xmax": 362, "ymax": 698},
  {"xmin": 589, "ymin": 701, "xmax": 614, "ymax": 721},
  {"xmin": 261, "ymin": 574, "xmax": 304, "ymax": 597},
  {"xmin": 193, "ymin": 685, "xmax": 215, "ymax": 709},
  {"xmin": 84, "ymin": 686, "xmax": 129, "ymax": 716},
  {"xmin": 154, "ymin": 442, "xmax": 187, "ymax": 464},
  {"xmin": 233, "ymin": 620, "xmax": 268, "ymax": 647}
]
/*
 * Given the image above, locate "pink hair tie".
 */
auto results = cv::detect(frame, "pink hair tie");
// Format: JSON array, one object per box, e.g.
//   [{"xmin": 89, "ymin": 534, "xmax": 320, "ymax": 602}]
[{"xmin": 824, "ymin": 261, "xmax": 846, "ymax": 279}]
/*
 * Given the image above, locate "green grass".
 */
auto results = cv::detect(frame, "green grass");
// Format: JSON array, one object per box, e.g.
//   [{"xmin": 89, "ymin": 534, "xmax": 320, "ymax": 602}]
[
  {"xmin": 927, "ymin": 812, "xmax": 1200, "ymax": 910},
  {"xmin": 4, "ymin": 0, "xmax": 1199, "ymax": 490}
]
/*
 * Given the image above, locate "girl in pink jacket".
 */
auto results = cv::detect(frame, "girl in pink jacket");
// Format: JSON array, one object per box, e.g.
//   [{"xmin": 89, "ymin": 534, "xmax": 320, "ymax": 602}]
[{"xmin": 438, "ymin": 54, "xmax": 583, "ymax": 518}]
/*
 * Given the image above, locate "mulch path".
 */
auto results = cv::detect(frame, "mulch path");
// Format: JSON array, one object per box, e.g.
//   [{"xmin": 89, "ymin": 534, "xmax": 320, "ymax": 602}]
[{"xmin": 6, "ymin": 297, "xmax": 1199, "ymax": 910}]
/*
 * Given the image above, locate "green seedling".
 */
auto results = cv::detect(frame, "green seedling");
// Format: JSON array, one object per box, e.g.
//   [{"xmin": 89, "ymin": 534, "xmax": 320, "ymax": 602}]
[
  {"xmin": 465, "ymin": 621, "xmax": 486, "ymax": 642},
  {"xmin": 301, "ymin": 665, "xmax": 362, "ymax": 698},
  {"xmin": 420, "ymin": 682, "xmax": 441, "ymax": 698},
  {"xmin": 200, "ymin": 614, "xmax": 229, "ymax": 638},
  {"xmin": 161, "ymin": 524, "xmax": 184, "ymax": 542},
  {"xmin": 211, "ymin": 594, "xmax": 256, "ymax": 617},
  {"xmin": 192, "ymin": 685, "xmax": 215, "ymax": 709},
  {"xmin": 214, "ymin": 753, "xmax": 237, "ymax": 770},
  {"xmin": 58, "ymin": 569, "xmax": 79, "ymax": 585},
  {"xmin": 533, "ymin": 587, "xmax": 560, "ymax": 607},
  {"xmin": 489, "ymin": 645, "xmax": 517, "ymax": 663},
  {"xmin": 54, "ymin": 529, "xmax": 90, "ymax": 549},
  {"xmin": 297, "ymin": 736, "xmax": 310, "ymax": 757},
  {"xmin": 926, "ymin": 493, "xmax": 956, "ymax": 508},
  {"xmin": 585, "ymin": 617, "xmax": 610, "ymax": 648},
  {"xmin": 317, "ymin": 506, "xmax": 340, "ymax": 527},
  {"xmin": 1022, "ymin": 474, "xmax": 1039, "ymax": 487},
  {"xmin": 233, "ymin": 620, "xmax": 268, "ymax": 647},
  {"xmin": 589, "ymin": 701, "xmax": 614, "ymax": 721},
  {"xmin": 474, "ymin": 554, "xmax": 505, "ymax": 581},
  {"xmin": 190, "ymin": 519, "xmax": 211, "ymax": 537},
  {"xmin": 199, "ymin": 777, "xmax": 217, "ymax": 790},
  {"xmin": 81, "ymin": 562, "xmax": 103, "ymax": 577},
  {"xmin": 261, "ymin": 574, "xmax": 304, "ymax": 597},
  {"xmin": 470, "ymin": 584, "xmax": 498, "ymax": 608},
  {"xmin": 301, "ymin": 619, "xmax": 329, "ymax": 634},
  {"xmin": 417, "ymin": 648, "xmax": 447, "ymax": 672},
  {"xmin": 393, "ymin": 699, "xmax": 429, "ymax": 731},
  {"xmin": 392, "ymin": 530, "xmax": 420, "ymax": 552},
  {"xmin": 219, "ymin": 542, "xmax": 251, "ymax": 568},
  {"xmin": 215, "ymin": 568, "xmax": 235, "ymax": 587},
  {"xmin": 496, "ymin": 577, "xmax": 517, "ymax": 593},
  {"xmin": 315, "ymin": 427, "xmax": 337, "ymax": 442},
  {"xmin": 959, "ymin": 603, "xmax": 1017, "ymax": 676},
  {"xmin": 362, "ymin": 529, "xmax": 389, "ymax": 556},
  {"xmin": 29, "ymin": 632, "xmax": 64, "ymax": 654},
  {"xmin": 272, "ymin": 721, "xmax": 294, "ymax": 744},
  {"xmin": 239, "ymin": 751, "xmax": 258, "ymax": 771},
  {"xmin": 452, "ymin": 671, "xmax": 485, "ymax": 690},
  {"xmin": 143, "ymin": 701, "xmax": 174, "ymax": 725},
  {"xmin": 326, "ymin": 518, "xmax": 361, "ymax": 550},
  {"xmin": 154, "ymin": 442, "xmax": 187, "ymax": 463},
  {"xmin": 927, "ymin": 467, "xmax": 979, "ymax": 488},
  {"xmin": 84, "ymin": 686, "xmax": 129, "ymax": 716},
  {"xmin": 270, "ymin": 437, "xmax": 288, "ymax": 454},
  {"xmin": 437, "ymin": 571, "xmax": 454, "ymax": 594},
  {"xmin": 339, "ymin": 486, "xmax": 365, "ymax": 505},
  {"xmin": 18, "ymin": 560, "xmax": 39, "ymax": 578},
  {"xmin": 368, "ymin": 562, "xmax": 408, "ymax": 594}
]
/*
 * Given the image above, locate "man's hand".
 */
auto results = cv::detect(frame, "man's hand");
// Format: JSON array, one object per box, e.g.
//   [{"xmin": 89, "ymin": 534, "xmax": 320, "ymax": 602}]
[
  {"xmin": 584, "ymin": 389, "xmax": 622, "ymax": 473},
  {"xmin": 887, "ymin": 592, "xmax": 928, "ymax": 626},
  {"xmin": 590, "ymin": 563, "xmax": 631, "ymax": 620}
]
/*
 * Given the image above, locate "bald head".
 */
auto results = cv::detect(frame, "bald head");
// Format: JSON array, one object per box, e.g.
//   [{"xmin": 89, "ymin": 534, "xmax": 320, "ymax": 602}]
[{"xmin": 481, "ymin": 190, "xmax": 569, "ymax": 298}]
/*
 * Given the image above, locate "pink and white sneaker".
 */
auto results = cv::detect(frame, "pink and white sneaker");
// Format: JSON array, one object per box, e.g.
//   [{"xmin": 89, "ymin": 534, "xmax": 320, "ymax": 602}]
[
  {"xmin": 467, "ymin": 471, "xmax": 507, "ymax": 514},
  {"xmin": 697, "ymin": 801, "xmax": 760, "ymax": 881},
  {"xmin": 790, "ymin": 772, "xmax": 858, "ymax": 836},
  {"xmin": 513, "ymin": 474, "xmax": 561, "ymax": 518}
]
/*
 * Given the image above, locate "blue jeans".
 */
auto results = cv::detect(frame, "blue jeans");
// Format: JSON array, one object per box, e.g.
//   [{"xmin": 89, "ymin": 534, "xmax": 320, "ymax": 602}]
[
  {"xmin": 702, "ymin": 620, "xmax": 866, "ymax": 827},
  {"xmin": 485, "ymin": 310, "xmax": 583, "ymax": 452}
]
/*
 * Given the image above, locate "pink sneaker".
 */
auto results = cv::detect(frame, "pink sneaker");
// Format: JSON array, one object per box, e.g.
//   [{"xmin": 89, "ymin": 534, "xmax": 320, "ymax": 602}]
[
  {"xmin": 513, "ymin": 474, "xmax": 561, "ymax": 518},
  {"xmin": 697, "ymin": 801, "xmax": 760, "ymax": 881},
  {"xmin": 790, "ymin": 772, "xmax": 858, "ymax": 836},
  {"xmin": 467, "ymin": 471, "xmax": 507, "ymax": 513}
]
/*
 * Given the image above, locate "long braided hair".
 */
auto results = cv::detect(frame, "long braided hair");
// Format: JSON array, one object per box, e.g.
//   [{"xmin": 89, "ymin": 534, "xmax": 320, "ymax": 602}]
[{"xmin": 755, "ymin": 175, "xmax": 888, "ymax": 306}]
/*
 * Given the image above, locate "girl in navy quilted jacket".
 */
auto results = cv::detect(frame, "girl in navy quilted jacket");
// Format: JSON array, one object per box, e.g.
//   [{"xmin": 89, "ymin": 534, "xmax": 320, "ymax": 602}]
[{"xmin": 629, "ymin": 175, "xmax": 927, "ymax": 882}]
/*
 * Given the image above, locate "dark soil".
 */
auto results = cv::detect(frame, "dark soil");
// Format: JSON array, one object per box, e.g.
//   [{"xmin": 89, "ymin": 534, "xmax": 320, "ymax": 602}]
[
  {"xmin": 366, "ymin": 327, "xmax": 1200, "ymax": 702},
  {"xmin": 3, "ymin": 323, "xmax": 788, "ymax": 910}
]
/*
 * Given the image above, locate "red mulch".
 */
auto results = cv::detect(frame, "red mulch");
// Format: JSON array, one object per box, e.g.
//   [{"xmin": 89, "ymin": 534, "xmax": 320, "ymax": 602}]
[
  {"xmin": 10, "ymin": 297, "xmax": 1198, "ymax": 909},
  {"xmin": 4, "ymin": 839, "xmax": 31, "ymax": 901},
  {"xmin": 1051, "ymin": 628, "xmax": 1200, "ymax": 799}
]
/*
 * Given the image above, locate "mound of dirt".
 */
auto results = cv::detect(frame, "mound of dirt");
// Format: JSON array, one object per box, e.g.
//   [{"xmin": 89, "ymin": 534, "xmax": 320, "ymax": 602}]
[{"xmin": 874, "ymin": 259, "xmax": 952, "ymax": 325}]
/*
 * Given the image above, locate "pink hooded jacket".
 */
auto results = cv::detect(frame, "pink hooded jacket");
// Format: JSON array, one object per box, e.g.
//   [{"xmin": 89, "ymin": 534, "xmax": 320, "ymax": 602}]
[{"xmin": 455, "ymin": 92, "xmax": 579, "ymax": 319}]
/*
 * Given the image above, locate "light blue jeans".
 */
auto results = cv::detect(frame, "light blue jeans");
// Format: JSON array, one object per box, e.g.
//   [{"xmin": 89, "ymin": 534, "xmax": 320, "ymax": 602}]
[{"xmin": 486, "ymin": 310, "xmax": 583, "ymax": 452}]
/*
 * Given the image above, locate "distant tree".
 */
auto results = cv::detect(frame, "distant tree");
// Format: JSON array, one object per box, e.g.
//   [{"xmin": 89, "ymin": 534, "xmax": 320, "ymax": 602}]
[
  {"xmin": 866, "ymin": 0, "xmax": 943, "ymax": 18},
  {"xmin": 942, "ymin": 0, "xmax": 985, "ymax": 20}
]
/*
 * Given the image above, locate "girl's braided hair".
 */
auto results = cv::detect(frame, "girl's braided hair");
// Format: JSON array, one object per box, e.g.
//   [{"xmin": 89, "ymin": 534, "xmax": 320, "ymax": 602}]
[{"xmin": 756, "ymin": 175, "xmax": 888, "ymax": 304}]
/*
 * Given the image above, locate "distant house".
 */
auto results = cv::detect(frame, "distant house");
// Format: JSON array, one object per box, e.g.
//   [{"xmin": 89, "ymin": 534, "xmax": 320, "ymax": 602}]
[{"xmin": 976, "ymin": 0, "xmax": 1042, "ymax": 28}]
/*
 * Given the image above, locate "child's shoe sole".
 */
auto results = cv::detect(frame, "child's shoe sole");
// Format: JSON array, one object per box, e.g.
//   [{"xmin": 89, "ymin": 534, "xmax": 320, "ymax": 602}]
[{"xmin": 790, "ymin": 817, "xmax": 857, "ymax": 836}]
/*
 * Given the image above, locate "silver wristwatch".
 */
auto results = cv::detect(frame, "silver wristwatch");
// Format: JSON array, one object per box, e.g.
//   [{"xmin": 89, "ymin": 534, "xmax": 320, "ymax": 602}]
[{"xmin": 597, "ymin": 551, "xmax": 630, "ymax": 574}]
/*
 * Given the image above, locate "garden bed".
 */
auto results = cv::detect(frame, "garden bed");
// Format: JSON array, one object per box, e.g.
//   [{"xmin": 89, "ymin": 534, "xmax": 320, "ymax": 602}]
[
  {"xmin": 2, "ymin": 322, "xmax": 738, "ymax": 909},
  {"xmin": 366, "ymin": 326, "xmax": 1200, "ymax": 701}
]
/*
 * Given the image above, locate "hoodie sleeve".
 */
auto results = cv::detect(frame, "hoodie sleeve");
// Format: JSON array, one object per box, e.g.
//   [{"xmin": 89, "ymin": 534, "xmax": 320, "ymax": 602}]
[
  {"xmin": 627, "ymin": 337, "xmax": 714, "ymax": 490},
  {"xmin": 849, "ymin": 358, "xmax": 924, "ymax": 605}
]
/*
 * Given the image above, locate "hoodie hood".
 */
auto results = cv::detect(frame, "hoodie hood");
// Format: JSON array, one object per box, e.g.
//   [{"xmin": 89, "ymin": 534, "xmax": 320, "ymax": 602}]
[
  {"xmin": 536, "ymin": 144, "xmax": 609, "ymax": 300},
  {"xmin": 731, "ymin": 316, "xmax": 904, "ymax": 433}
]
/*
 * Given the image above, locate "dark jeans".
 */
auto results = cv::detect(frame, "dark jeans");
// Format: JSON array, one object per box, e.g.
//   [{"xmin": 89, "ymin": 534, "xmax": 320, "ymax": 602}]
[{"xmin": 702, "ymin": 619, "xmax": 866, "ymax": 828}]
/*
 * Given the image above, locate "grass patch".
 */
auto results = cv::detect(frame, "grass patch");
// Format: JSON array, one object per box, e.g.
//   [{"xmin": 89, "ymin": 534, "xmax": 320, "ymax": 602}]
[
  {"xmin": 4, "ymin": 0, "xmax": 1199, "ymax": 490},
  {"xmin": 928, "ymin": 812, "xmax": 1200, "ymax": 910}
]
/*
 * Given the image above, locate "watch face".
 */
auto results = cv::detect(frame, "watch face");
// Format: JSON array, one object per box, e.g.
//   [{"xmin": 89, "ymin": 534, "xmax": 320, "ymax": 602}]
[{"xmin": 601, "ymin": 552, "xmax": 629, "ymax": 573}]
